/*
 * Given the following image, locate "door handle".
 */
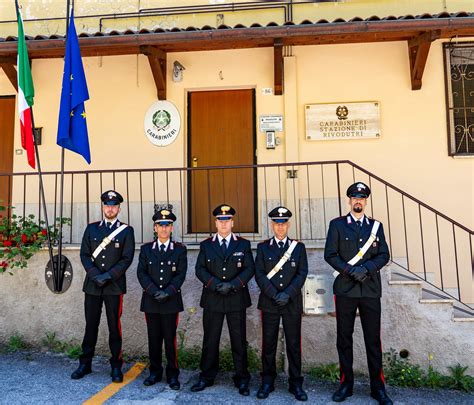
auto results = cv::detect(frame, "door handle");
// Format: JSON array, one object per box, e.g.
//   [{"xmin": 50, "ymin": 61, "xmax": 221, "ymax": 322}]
[{"xmin": 192, "ymin": 156, "xmax": 198, "ymax": 168}]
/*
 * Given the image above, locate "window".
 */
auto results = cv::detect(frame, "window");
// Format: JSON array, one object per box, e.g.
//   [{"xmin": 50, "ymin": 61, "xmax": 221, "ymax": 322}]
[{"xmin": 443, "ymin": 42, "xmax": 474, "ymax": 156}]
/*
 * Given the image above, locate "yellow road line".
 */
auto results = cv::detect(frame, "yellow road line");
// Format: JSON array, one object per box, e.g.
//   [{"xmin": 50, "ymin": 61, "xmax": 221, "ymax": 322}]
[{"xmin": 83, "ymin": 362, "xmax": 147, "ymax": 405}]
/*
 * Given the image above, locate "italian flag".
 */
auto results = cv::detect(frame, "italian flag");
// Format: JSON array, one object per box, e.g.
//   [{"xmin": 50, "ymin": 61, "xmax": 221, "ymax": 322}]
[{"xmin": 16, "ymin": 5, "xmax": 35, "ymax": 169}]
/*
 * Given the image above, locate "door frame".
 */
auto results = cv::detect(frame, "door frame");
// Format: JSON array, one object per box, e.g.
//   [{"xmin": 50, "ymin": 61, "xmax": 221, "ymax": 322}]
[
  {"xmin": 0, "ymin": 95, "xmax": 16, "ymax": 215},
  {"xmin": 186, "ymin": 87, "xmax": 258, "ymax": 234}
]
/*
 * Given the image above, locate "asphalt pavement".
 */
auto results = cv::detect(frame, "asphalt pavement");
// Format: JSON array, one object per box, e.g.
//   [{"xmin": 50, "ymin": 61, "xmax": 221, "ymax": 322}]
[{"xmin": 0, "ymin": 352, "xmax": 472, "ymax": 404}]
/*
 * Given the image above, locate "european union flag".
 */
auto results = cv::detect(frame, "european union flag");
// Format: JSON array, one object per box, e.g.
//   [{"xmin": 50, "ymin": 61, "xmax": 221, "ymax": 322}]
[{"xmin": 57, "ymin": 10, "xmax": 91, "ymax": 163}]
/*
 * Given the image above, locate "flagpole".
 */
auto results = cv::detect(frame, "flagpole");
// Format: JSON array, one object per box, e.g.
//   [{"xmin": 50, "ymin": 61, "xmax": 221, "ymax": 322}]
[
  {"xmin": 14, "ymin": 0, "xmax": 57, "ymax": 289},
  {"xmin": 56, "ymin": 0, "xmax": 72, "ymax": 291},
  {"xmin": 30, "ymin": 109, "xmax": 56, "ymax": 285}
]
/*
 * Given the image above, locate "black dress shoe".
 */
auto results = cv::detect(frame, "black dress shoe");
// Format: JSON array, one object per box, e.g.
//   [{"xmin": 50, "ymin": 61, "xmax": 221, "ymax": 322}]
[
  {"xmin": 111, "ymin": 368, "xmax": 123, "ymax": 383},
  {"xmin": 332, "ymin": 385, "xmax": 353, "ymax": 402},
  {"xmin": 143, "ymin": 373, "xmax": 162, "ymax": 386},
  {"xmin": 256, "ymin": 383, "xmax": 274, "ymax": 399},
  {"xmin": 71, "ymin": 364, "xmax": 91, "ymax": 380},
  {"xmin": 238, "ymin": 382, "xmax": 250, "ymax": 396},
  {"xmin": 371, "ymin": 389, "xmax": 393, "ymax": 405},
  {"xmin": 289, "ymin": 385, "xmax": 308, "ymax": 402},
  {"xmin": 190, "ymin": 379, "xmax": 213, "ymax": 392},
  {"xmin": 169, "ymin": 378, "xmax": 180, "ymax": 390}
]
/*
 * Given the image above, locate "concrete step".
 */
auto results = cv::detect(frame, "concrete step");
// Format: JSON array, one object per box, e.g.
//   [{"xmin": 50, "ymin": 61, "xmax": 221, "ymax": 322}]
[
  {"xmin": 452, "ymin": 306, "xmax": 474, "ymax": 322},
  {"xmin": 420, "ymin": 289, "xmax": 454, "ymax": 304},
  {"xmin": 389, "ymin": 270, "xmax": 423, "ymax": 286}
]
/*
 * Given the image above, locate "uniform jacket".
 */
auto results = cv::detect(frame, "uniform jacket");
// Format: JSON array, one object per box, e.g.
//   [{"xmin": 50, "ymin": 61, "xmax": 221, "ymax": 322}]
[
  {"xmin": 195, "ymin": 233, "xmax": 255, "ymax": 313},
  {"xmin": 255, "ymin": 238, "xmax": 308, "ymax": 314},
  {"xmin": 137, "ymin": 240, "xmax": 187, "ymax": 314},
  {"xmin": 80, "ymin": 219, "xmax": 135, "ymax": 295},
  {"xmin": 324, "ymin": 214, "xmax": 390, "ymax": 298}
]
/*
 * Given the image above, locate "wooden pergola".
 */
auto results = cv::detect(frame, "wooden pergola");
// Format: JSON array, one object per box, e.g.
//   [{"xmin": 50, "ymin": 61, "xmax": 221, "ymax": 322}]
[{"xmin": 1, "ymin": 13, "xmax": 473, "ymax": 98}]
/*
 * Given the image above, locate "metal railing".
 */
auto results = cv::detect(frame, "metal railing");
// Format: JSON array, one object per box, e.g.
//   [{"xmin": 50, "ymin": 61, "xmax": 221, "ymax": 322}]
[{"xmin": 0, "ymin": 160, "xmax": 472, "ymax": 309}]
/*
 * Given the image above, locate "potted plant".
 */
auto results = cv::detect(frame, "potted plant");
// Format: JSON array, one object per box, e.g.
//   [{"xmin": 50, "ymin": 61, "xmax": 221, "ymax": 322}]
[{"xmin": 0, "ymin": 205, "xmax": 71, "ymax": 274}]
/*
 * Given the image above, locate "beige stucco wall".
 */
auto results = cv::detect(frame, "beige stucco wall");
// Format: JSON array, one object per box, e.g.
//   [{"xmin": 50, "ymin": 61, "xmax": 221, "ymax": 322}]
[{"xmin": 1, "ymin": 39, "xmax": 472, "ymax": 227}]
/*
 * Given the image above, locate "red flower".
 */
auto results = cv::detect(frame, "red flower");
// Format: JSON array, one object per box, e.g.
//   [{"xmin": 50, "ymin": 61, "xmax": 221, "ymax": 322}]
[
  {"xmin": 3, "ymin": 240, "xmax": 12, "ymax": 247},
  {"xmin": 0, "ymin": 261, "xmax": 8, "ymax": 268},
  {"xmin": 21, "ymin": 234, "xmax": 28, "ymax": 243},
  {"xmin": 41, "ymin": 229, "xmax": 48, "ymax": 236}
]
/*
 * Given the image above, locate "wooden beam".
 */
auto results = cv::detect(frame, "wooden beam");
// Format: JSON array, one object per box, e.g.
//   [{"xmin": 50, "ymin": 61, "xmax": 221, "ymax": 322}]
[
  {"xmin": 408, "ymin": 30, "xmax": 440, "ymax": 90},
  {"xmin": 274, "ymin": 38, "xmax": 283, "ymax": 95},
  {"xmin": 0, "ymin": 63, "xmax": 18, "ymax": 92},
  {"xmin": 140, "ymin": 45, "xmax": 166, "ymax": 100}
]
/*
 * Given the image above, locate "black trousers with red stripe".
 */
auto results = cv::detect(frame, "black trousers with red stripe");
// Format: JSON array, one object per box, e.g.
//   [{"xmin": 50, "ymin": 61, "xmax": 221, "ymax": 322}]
[
  {"xmin": 199, "ymin": 309, "xmax": 250, "ymax": 384},
  {"xmin": 80, "ymin": 293, "xmax": 124, "ymax": 369},
  {"xmin": 261, "ymin": 311, "xmax": 303, "ymax": 387},
  {"xmin": 335, "ymin": 295, "xmax": 385, "ymax": 391},
  {"xmin": 145, "ymin": 312, "xmax": 180, "ymax": 381}
]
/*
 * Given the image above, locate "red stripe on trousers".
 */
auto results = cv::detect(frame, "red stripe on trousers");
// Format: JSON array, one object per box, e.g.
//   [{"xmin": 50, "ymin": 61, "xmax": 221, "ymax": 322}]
[
  {"xmin": 334, "ymin": 295, "xmax": 346, "ymax": 384},
  {"xmin": 118, "ymin": 294, "xmax": 123, "ymax": 361},
  {"xmin": 174, "ymin": 313, "xmax": 180, "ymax": 368}
]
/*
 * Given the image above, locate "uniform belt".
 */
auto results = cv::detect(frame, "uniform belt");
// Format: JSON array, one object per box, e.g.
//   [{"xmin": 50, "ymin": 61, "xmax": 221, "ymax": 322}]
[
  {"xmin": 267, "ymin": 240, "xmax": 298, "ymax": 280},
  {"xmin": 92, "ymin": 224, "xmax": 128, "ymax": 260}
]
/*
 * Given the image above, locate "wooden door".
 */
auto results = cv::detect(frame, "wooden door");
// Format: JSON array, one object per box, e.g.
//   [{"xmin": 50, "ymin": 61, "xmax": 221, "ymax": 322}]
[
  {"xmin": 188, "ymin": 89, "xmax": 256, "ymax": 233},
  {"xmin": 0, "ymin": 96, "xmax": 15, "ymax": 211}
]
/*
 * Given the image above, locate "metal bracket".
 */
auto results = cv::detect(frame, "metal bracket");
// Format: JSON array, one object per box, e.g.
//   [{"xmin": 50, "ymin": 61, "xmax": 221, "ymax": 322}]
[{"xmin": 45, "ymin": 254, "xmax": 73, "ymax": 294}]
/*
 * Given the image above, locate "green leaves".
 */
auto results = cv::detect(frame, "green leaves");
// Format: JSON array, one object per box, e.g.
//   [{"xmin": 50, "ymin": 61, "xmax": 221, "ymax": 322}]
[{"xmin": 0, "ymin": 206, "xmax": 71, "ymax": 273}]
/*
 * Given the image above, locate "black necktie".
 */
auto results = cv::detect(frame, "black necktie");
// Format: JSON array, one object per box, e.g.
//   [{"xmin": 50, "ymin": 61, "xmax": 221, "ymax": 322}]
[
  {"xmin": 160, "ymin": 243, "xmax": 166, "ymax": 253},
  {"xmin": 356, "ymin": 220, "xmax": 362, "ymax": 228},
  {"xmin": 221, "ymin": 239, "xmax": 227, "ymax": 255},
  {"xmin": 106, "ymin": 222, "xmax": 112, "ymax": 230},
  {"xmin": 278, "ymin": 241, "xmax": 284, "ymax": 249}
]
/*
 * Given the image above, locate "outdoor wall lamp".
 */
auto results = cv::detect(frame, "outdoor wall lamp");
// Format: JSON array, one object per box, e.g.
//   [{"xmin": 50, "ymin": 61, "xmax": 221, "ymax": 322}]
[
  {"xmin": 34, "ymin": 127, "xmax": 42, "ymax": 145},
  {"xmin": 172, "ymin": 61, "xmax": 185, "ymax": 82}
]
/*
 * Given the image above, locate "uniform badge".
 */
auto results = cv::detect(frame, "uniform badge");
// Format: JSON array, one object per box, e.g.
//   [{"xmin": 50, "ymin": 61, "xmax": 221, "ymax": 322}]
[
  {"xmin": 237, "ymin": 262, "xmax": 242, "ymax": 268},
  {"xmin": 172, "ymin": 266, "xmax": 176, "ymax": 272},
  {"xmin": 115, "ymin": 243, "xmax": 120, "ymax": 248}
]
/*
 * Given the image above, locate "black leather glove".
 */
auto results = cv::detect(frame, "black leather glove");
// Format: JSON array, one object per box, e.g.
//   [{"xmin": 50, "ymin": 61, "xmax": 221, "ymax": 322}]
[
  {"xmin": 348, "ymin": 266, "xmax": 368, "ymax": 282},
  {"xmin": 153, "ymin": 290, "xmax": 170, "ymax": 303},
  {"xmin": 272, "ymin": 292, "xmax": 290, "ymax": 307},
  {"xmin": 93, "ymin": 272, "xmax": 112, "ymax": 287},
  {"xmin": 215, "ymin": 282, "xmax": 234, "ymax": 296}
]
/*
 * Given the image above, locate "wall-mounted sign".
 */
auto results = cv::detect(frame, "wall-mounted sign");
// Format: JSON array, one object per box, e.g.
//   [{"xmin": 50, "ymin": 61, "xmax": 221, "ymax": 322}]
[
  {"xmin": 261, "ymin": 88, "xmax": 274, "ymax": 95},
  {"xmin": 144, "ymin": 100, "xmax": 181, "ymax": 147},
  {"xmin": 305, "ymin": 101, "xmax": 380, "ymax": 141},
  {"xmin": 259, "ymin": 115, "xmax": 283, "ymax": 132}
]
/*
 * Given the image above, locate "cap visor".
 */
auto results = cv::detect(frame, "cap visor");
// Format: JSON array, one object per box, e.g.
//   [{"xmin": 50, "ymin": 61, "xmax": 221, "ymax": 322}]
[
  {"xmin": 103, "ymin": 201, "xmax": 119, "ymax": 206},
  {"xmin": 216, "ymin": 215, "xmax": 232, "ymax": 220},
  {"xmin": 272, "ymin": 218, "xmax": 289, "ymax": 223},
  {"xmin": 350, "ymin": 193, "xmax": 367, "ymax": 198},
  {"xmin": 155, "ymin": 220, "xmax": 173, "ymax": 226}
]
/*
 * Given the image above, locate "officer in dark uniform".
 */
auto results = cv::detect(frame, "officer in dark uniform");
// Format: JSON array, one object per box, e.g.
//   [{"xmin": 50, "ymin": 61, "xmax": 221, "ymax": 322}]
[
  {"xmin": 324, "ymin": 182, "xmax": 392, "ymax": 405},
  {"xmin": 71, "ymin": 190, "xmax": 135, "ymax": 383},
  {"xmin": 255, "ymin": 206, "xmax": 308, "ymax": 401},
  {"xmin": 137, "ymin": 208, "xmax": 187, "ymax": 390},
  {"xmin": 191, "ymin": 204, "xmax": 255, "ymax": 396}
]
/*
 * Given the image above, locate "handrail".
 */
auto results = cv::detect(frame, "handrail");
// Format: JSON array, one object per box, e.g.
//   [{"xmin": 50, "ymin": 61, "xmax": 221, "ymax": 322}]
[{"xmin": 3, "ymin": 159, "xmax": 471, "ymax": 233}]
